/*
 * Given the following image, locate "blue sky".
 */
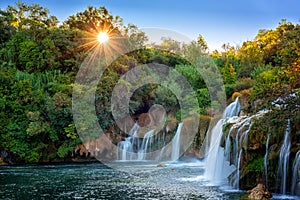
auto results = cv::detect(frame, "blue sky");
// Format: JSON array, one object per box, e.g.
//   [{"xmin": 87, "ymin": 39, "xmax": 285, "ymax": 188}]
[{"xmin": 1, "ymin": 0, "xmax": 299, "ymax": 50}]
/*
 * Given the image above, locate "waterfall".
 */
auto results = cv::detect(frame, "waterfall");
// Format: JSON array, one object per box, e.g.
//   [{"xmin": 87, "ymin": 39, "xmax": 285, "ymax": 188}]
[
  {"xmin": 117, "ymin": 123, "xmax": 139, "ymax": 161},
  {"xmin": 204, "ymin": 98, "xmax": 240, "ymax": 185},
  {"xmin": 138, "ymin": 130, "xmax": 154, "ymax": 160},
  {"xmin": 223, "ymin": 97, "xmax": 241, "ymax": 119},
  {"xmin": 291, "ymin": 151, "xmax": 300, "ymax": 196},
  {"xmin": 230, "ymin": 118, "xmax": 251, "ymax": 189},
  {"xmin": 264, "ymin": 134, "xmax": 270, "ymax": 188},
  {"xmin": 277, "ymin": 119, "xmax": 291, "ymax": 194},
  {"xmin": 171, "ymin": 123, "xmax": 183, "ymax": 161},
  {"xmin": 117, "ymin": 123, "xmax": 157, "ymax": 161},
  {"xmin": 235, "ymin": 149, "xmax": 242, "ymax": 189},
  {"xmin": 225, "ymin": 133, "xmax": 231, "ymax": 161}
]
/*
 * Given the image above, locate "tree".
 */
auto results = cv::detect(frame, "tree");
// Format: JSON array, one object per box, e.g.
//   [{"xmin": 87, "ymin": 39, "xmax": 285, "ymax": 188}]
[
  {"xmin": 197, "ymin": 34, "xmax": 208, "ymax": 52},
  {"xmin": 63, "ymin": 6, "xmax": 122, "ymax": 34},
  {"xmin": 159, "ymin": 37, "xmax": 181, "ymax": 54},
  {"xmin": 0, "ymin": 10, "xmax": 16, "ymax": 46},
  {"xmin": 7, "ymin": 1, "xmax": 58, "ymax": 30},
  {"xmin": 221, "ymin": 63, "xmax": 236, "ymax": 84},
  {"xmin": 237, "ymin": 40, "xmax": 263, "ymax": 77}
]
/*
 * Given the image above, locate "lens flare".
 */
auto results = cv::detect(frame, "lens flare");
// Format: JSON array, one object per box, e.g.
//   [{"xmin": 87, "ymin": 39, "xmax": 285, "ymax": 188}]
[
  {"xmin": 78, "ymin": 24, "xmax": 125, "ymax": 65},
  {"xmin": 97, "ymin": 32, "xmax": 109, "ymax": 44}
]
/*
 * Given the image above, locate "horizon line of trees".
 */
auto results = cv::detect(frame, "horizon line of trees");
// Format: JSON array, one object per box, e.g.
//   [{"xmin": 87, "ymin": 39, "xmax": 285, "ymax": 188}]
[{"xmin": 0, "ymin": 2, "xmax": 299, "ymax": 164}]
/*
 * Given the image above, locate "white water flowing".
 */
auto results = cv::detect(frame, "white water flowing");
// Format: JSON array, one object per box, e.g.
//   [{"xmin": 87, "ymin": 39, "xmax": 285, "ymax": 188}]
[
  {"xmin": 277, "ymin": 119, "xmax": 291, "ymax": 194},
  {"xmin": 117, "ymin": 123, "xmax": 140, "ymax": 161},
  {"xmin": 171, "ymin": 123, "xmax": 183, "ymax": 161},
  {"xmin": 117, "ymin": 121, "xmax": 184, "ymax": 161},
  {"xmin": 225, "ymin": 133, "xmax": 231, "ymax": 161},
  {"xmin": 204, "ymin": 98, "xmax": 240, "ymax": 185},
  {"xmin": 291, "ymin": 151, "xmax": 300, "ymax": 196},
  {"xmin": 117, "ymin": 122, "xmax": 157, "ymax": 161},
  {"xmin": 223, "ymin": 97, "xmax": 241, "ymax": 119},
  {"xmin": 235, "ymin": 149, "xmax": 242, "ymax": 189},
  {"xmin": 138, "ymin": 130, "xmax": 154, "ymax": 160},
  {"xmin": 233, "ymin": 121, "xmax": 251, "ymax": 189},
  {"xmin": 264, "ymin": 134, "xmax": 270, "ymax": 188}
]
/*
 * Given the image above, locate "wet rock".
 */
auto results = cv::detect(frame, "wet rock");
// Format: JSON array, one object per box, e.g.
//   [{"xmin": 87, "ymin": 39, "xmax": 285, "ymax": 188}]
[
  {"xmin": 248, "ymin": 184, "xmax": 272, "ymax": 200},
  {"xmin": 0, "ymin": 150, "xmax": 13, "ymax": 164},
  {"xmin": 157, "ymin": 163, "xmax": 167, "ymax": 167},
  {"xmin": 249, "ymin": 143, "xmax": 260, "ymax": 150},
  {"xmin": 138, "ymin": 113, "xmax": 151, "ymax": 127}
]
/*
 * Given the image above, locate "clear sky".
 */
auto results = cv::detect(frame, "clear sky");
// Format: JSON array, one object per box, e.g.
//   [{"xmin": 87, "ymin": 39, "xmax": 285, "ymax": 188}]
[{"xmin": 1, "ymin": 0, "xmax": 299, "ymax": 51}]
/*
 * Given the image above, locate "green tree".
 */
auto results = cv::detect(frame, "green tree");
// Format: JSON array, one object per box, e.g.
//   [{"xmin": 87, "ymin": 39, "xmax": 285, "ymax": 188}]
[
  {"xmin": 221, "ymin": 63, "xmax": 237, "ymax": 84},
  {"xmin": 197, "ymin": 34, "xmax": 208, "ymax": 52},
  {"xmin": 160, "ymin": 37, "xmax": 181, "ymax": 54},
  {"xmin": 7, "ymin": 1, "xmax": 58, "ymax": 30},
  {"xmin": 0, "ymin": 10, "xmax": 16, "ymax": 46}
]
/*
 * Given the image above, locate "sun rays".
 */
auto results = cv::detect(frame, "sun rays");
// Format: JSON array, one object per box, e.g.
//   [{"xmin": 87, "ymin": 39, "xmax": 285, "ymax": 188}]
[
  {"xmin": 78, "ymin": 22, "xmax": 126, "ymax": 65},
  {"xmin": 97, "ymin": 32, "xmax": 109, "ymax": 44}
]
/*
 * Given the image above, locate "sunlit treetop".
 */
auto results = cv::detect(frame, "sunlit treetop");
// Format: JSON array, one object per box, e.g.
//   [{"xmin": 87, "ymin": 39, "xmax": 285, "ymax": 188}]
[{"xmin": 62, "ymin": 6, "xmax": 147, "ymax": 63}]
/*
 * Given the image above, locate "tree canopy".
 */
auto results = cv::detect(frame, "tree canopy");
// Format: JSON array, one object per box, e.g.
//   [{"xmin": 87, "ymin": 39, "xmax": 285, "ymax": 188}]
[{"xmin": 0, "ymin": 2, "xmax": 299, "ymax": 164}]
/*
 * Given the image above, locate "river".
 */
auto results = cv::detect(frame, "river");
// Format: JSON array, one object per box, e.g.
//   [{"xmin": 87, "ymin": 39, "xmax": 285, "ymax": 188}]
[{"xmin": 0, "ymin": 161, "xmax": 297, "ymax": 199}]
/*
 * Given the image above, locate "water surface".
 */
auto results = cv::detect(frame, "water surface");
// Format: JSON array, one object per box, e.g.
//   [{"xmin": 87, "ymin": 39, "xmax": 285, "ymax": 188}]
[{"xmin": 0, "ymin": 161, "xmax": 297, "ymax": 199}]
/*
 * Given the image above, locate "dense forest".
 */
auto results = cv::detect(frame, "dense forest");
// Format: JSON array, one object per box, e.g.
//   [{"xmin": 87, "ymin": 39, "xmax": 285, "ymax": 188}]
[{"xmin": 0, "ymin": 1, "xmax": 299, "ymax": 170}]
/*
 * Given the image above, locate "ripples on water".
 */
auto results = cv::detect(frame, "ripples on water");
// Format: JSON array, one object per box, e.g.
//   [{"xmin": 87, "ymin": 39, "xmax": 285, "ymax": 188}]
[{"xmin": 0, "ymin": 161, "xmax": 297, "ymax": 199}]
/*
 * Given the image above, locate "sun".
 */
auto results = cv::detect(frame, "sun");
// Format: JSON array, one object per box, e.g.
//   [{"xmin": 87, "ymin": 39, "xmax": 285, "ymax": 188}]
[
  {"xmin": 97, "ymin": 32, "xmax": 109, "ymax": 44},
  {"xmin": 77, "ymin": 26, "xmax": 124, "ymax": 65}
]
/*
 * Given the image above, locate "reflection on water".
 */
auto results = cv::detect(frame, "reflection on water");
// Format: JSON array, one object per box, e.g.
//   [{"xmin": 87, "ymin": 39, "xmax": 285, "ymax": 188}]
[{"xmin": 0, "ymin": 161, "xmax": 297, "ymax": 199}]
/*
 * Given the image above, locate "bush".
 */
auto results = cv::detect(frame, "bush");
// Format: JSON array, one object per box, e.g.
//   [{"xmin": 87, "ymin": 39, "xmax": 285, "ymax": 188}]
[{"xmin": 225, "ymin": 78, "xmax": 254, "ymax": 98}]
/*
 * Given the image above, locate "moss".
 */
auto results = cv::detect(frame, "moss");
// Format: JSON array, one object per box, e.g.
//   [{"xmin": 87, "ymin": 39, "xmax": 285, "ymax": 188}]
[
  {"xmin": 222, "ymin": 122, "xmax": 233, "ymax": 137},
  {"xmin": 247, "ymin": 154, "xmax": 264, "ymax": 172}
]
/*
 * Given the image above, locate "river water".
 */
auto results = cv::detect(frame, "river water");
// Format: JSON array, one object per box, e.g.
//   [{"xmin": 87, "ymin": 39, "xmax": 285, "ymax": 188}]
[{"xmin": 0, "ymin": 161, "xmax": 297, "ymax": 199}]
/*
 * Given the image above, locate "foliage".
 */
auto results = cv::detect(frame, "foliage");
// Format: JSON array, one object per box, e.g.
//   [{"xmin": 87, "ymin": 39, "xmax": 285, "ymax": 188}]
[
  {"xmin": 247, "ymin": 154, "xmax": 264, "ymax": 172},
  {"xmin": 0, "ymin": 2, "xmax": 299, "ymax": 165}
]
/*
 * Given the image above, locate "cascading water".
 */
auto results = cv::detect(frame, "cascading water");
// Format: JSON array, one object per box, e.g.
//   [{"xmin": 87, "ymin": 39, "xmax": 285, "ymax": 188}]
[
  {"xmin": 117, "ymin": 123, "xmax": 140, "ymax": 161},
  {"xmin": 277, "ymin": 119, "xmax": 291, "ymax": 194},
  {"xmin": 171, "ymin": 123, "xmax": 183, "ymax": 161},
  {"xmin": 223, "ymin": 97, "xmax": 241, "ymax": 118},
  {"xmin": 235, "ymin": 149, "xmax": 242, "ymax": 189},
  {"xmin": 264, "ymin": 134, "xmax": 270, "ymax": 188},
  {"xmin": 204, "ymin": 97, "xmax": 240, "ymax": 185},
  {"xmin": 138, "ymin": 130, "xmax": 154, "ymax": 160},
  {"xmin": 230, "ymin": 117, "xmax": 251, "ymax": 189},
  {"xmin": 225, "ymin": 132, "xmax": 231, "ymax": 161},
  {"xmin": 117, "ymin": 122, "xmax": 183, "ymax": 161},
  {"xmin": 291, "ymin": 150, "xmax": 300, "ymax": 196},
  {"xmin": 157, "ymin": 123, "xmax": 184, "ymax": 162},
  {"xmin": 204, "ymin": 97, "xmax": 265, "ymax": 189},
  {"xmin": 117, "ymin": 122, "xmax": 157, "ymax": 161}
]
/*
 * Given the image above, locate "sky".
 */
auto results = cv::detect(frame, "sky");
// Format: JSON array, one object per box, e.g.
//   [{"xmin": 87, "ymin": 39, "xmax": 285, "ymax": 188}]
[{"xmin": 1, "ymin": 0, "xmax": 299, "ymax": 51}]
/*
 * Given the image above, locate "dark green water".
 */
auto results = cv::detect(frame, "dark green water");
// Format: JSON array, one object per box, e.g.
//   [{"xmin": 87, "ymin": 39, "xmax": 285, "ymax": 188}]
[{"xmin": 0, "ymin": 161, "xmax": 296, "ymax": 199}]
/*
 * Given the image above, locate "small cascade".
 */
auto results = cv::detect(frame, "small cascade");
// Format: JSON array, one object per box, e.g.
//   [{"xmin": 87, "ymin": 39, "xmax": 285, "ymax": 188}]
[
  {"xmin": 291, "ymin": 151, "xmax": 300, "ymax": 196},
  {"xmin": 117, "ymin": 122, "xmax": 157, "ymax": 161},
  {"xmin": 117, "ymin": 123, "xmax": 140, "ymax": 161},
  {"xmin": 277, "ymin": 119, "xmax": 291, "ymax": 194},
  {"xmin": 117, "ymin": 121, "xmax": 183, "ymax": 161},
  {"xmin": 138, "ymin": 130, "xmax": 154, "ymax": 160},
  {"xmin": 230, "ymin": 118, "xmax": 251, "ymax": 189},
  {"xmin": 204, "ymin": 98, "xmax": 241, "ymax": 185},
  {"xmin": 264, "ymin": 134, "xmax": 270, "ymax": 188},
  {"xmin": 158, "ymin": 123, "xmax": 184, "ymax": 161},
  {"xmin": 224, "ymin": 110, "xmax": 268, "ymax": 189},
  {"xmin": 171, "ymin": 123, "xmax": 183, "ymax": 161},
  {"xmin": 235, "ymin": 149, "xmax": 242, "ymax": 189},
  {"xmin": 223, "ymin": 97, "xmax": 241, "ymax": 119},
  {"xmin": 225, "ymin": 133, "xmax": 231, "ymax": 161}
]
